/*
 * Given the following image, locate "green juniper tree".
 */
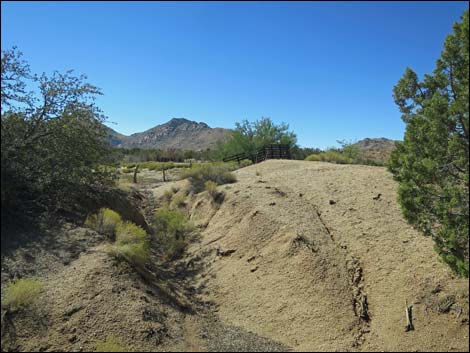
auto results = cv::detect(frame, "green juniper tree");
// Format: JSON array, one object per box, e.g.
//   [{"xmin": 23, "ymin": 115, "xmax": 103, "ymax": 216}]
[{"xmin": 389, "ymin": 10, "xmax": 469, "ymax": 276}]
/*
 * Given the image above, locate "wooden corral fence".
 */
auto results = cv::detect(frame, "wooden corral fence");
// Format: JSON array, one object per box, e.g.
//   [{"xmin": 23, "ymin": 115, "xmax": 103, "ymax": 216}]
[{"xmin": 223, "ymin": 144, "xmax": 291, "ymax": 164}]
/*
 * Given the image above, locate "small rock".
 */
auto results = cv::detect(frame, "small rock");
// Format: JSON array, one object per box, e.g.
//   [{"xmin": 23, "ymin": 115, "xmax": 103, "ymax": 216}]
[
  {"xmin": 269, "ymin": 202, "xmax": 276, "ymax": 206},
  {"xmin": 329, "ymin": 200, "xmax": 336, "ymax": 205},
  {"xmin": 216, "ymin": 248, "xmax": 237, "ymax": 257},
  {"xmin": 250, "ymin": 266, "xmax": 259, "ymax": 273}
]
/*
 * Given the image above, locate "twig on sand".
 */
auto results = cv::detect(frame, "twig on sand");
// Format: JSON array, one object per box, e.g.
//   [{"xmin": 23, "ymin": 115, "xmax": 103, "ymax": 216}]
[{"xmin": 405, "ymin": 300, "xmax": 414, "ymax": 332}]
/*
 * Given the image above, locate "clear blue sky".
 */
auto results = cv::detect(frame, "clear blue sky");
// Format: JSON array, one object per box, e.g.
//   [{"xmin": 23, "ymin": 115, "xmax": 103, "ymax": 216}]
[{"xmin": 1, "ymin": 1, "xmax": 468, "ymax": 148}]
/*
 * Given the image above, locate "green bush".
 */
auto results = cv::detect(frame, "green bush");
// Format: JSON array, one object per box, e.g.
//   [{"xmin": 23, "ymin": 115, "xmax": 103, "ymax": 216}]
[
  {"xmin": 181, "ymin": 164, "xmax": 236, "ymax": 192},
  {"xmin": 121, "ymin": 161, "xmax": 191, "ymax": 172},
  {"xmin": 305, "ymin": 154, "xmax": 322, "ymax": 162},
  {"xmin": 239, "ymin": 159, "xmax": 253, "ymax": 168},
  {"xmin": 1, "ymin": 278, "xmax": 43, "ymax": 311},
  {"xmin": 169, "ymin": 192, "xmax": 187, "ymax": 209},
  {"xmin": 161, "ymin": 189, "xmax": 175, "ymax": 205},
  {"xmin": 305, "ymin": 150, "xmax": 352, "ymax": 164},
  {"xmin": 112, "ymin": 221, "xmax": 149, "ymax": 267},
  {"xmin": 153, "ymin": 208, "xmax": 190, "ymax": 239},
  {"xmin": 153, "ymin": 208, "xmax": 193, "ymax": 260},
  {"xmin": 121, "ymin": 167, "xmax": 135, "ymax": 174},
  {"xmin": 95, "ymin": 335, "xmax": 131, "ymax": 352},
  {"xmin": 85, "ymin": 208, "xmax": 122, "ymax": 238},
  {"xmin": 205, "ymin": 180, "xmax": 225, "ymax": 204},
  {"xmin": 205, "ymin": 180, "xmax": 218, "ymax": 198},
  {"xmin": 218, "ymin": 117, "xmax": 297, "ymax": 160}
]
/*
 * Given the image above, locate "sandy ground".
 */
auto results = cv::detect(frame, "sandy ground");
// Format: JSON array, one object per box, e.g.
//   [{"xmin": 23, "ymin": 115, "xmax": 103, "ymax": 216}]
[
  {"xmin": 188, "ymin": 160, "xmax": 469, "ymax": 352},
  {"xmin": 2, "ymin": 160, "xmax": 468, "ymax": 352}
]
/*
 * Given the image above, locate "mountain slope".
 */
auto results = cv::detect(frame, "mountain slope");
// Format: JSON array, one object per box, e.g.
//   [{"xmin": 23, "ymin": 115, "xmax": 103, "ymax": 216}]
[
  {"xmin": 105, "ymin": 118, "xmax": 232, "ymax": 150},
  {"xmin": 104, "ymin": 125, "xmax": 128, "ymax": 147},
  {"xmin": 354, "ymin": 137, "xmax": 397, "ymax": 163}
]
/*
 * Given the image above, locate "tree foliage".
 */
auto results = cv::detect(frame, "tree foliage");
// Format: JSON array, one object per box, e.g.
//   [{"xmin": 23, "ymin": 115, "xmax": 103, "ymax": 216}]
[
  {"xmin": 219, "ymin": 117, "xmax": 297, "ymax": 159},
  {"xmin": 1, "ymin": 47, "xmax": 113, "ymax": 229},
  {"xmin": 388, "ymin": 10, "xmax": 469, "ymax": 277}
]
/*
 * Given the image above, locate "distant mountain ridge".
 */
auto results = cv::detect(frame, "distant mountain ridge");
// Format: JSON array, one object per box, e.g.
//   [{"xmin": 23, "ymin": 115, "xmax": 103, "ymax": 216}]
[
  {"xmin": 354, "ymin": 137, "xmax": 397, "ymax": 163},
  {"xmin": 105, "ymin": 118, "xmax": 232, "ymax": 150}
]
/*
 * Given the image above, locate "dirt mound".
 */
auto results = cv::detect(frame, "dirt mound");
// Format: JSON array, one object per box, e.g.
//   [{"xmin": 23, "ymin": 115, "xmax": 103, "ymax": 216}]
[
  {"xmin": 188, "ymin": 160, "xmax": 469, "ymax": 351},
  {"xmin": 2, "ymin": 160, "xmax": 468, "ymax": 352}
]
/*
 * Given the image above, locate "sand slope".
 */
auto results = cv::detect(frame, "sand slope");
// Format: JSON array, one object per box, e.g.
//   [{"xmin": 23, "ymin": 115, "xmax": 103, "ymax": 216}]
[{"xmin": 189, "ymin": 160, "xmax": 469, "ymax": 351}]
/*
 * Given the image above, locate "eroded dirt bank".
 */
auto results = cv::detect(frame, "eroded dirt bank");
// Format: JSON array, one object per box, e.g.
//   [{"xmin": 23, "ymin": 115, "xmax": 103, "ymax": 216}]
[
  {"xmin": 1, "ymin": 160, "xmax": 468, "ymax": 352},
  {"xmin": 188, "ymin": 160, "xmax": 469, "ymax": 352}
]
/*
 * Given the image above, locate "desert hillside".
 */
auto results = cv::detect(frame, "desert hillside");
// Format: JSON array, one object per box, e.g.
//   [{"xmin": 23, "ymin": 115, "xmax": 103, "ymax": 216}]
[
  {"xmin": 2, "ymin": 160, "xmax": 467, "ymax": 352},
  {"xmin": 354, "ymin": 138, "xmax": 397, "ymax": 163},
  {"xmin": 105, "ymin": 118, "xmax": 232, "ymax": 150}
]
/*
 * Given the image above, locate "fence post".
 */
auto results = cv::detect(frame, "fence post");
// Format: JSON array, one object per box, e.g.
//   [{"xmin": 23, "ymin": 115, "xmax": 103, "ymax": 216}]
[{"xmin": 133, "ymin": 165, "xmax": 139, "ymax": 183}]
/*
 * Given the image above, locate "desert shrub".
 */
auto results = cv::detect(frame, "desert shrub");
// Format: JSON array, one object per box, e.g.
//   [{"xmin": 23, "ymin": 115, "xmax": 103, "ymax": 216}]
[
  {"xmin": 121, "ymin": 167, "xmax": 135, "ymax": 174},
  {"xmin": 181, "ymin": 164, "xmax": 236, "ymax": 192},
  {"xmin": 305, "ymin": 150, "xmax": 352, "ymax": 164},
  {"xmin": 85, "ymin": 208, "xmax": 122, "ymax": 238},
  {"xmin": 169, "ymin": 192, "xmax": 187, "ymax": 209},
  {"xmin": 153, "ymin": 208, "xmax": 193, "ymax": 260},
  {"xmin": 239, "ymin": 159, "xmax": 253, "ymax": 168},
  {"xmin": 154, "ymin": 235, "xmax": 188, "ymax": 261},
  {"xmin": 205, "ymin": 180, "xmax": 225, "ymax": 204},
  {"xmin": 112, "ymin": 221, "xmax": 149, "ymax": 267},
  {"xmin": 153, "ymin": 208, "xmax": 191, "ymax": 239},
  {"xmin": 205, "ymin": 180, "xmax": 218, "ymax": 198},
  {"xmin": 1, "ymin": 278, "xmax": 43, "ymax": 311},
  {"xmin": 389, "ymin": 10, "xmax": 469, "ymax": 277},
  {"xmin": 95, "ymin": 335, "xmax": 131, "ymax": 352},
  {"xmin": 305, "ymin": 154, "xmax": 322, "ymax": 162},
  {"xmin": 139, "ymin": 161, "xmax": 174, "ymax": 171},
  {"xmin": 161, "ymin": 189, "xmax": 174, "ymax": 205}
]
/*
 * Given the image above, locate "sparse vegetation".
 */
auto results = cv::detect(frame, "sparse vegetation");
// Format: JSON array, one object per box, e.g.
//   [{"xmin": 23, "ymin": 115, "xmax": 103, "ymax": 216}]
[
  {"xmin": 205, "ymin": 180, "xmax": 225, "ymax": 204},
  {"xmin": 153, "ymin": 207, "xmax": 194, "ymax": 260},
  {"xmin": 181, "ymin": 164, "xmax": 237, "ymax": 192},
  {"xmin": 95, "ymin": 335, "xmax": 131, "ymax": 352},
  {"xmin": 1, "ymin": 278, "xmax": 43, "ymax": 311},
  {"xmin": 305, "ymin": 150, "xmax": 353, "ymax": 164},
  {"xmin": 305, "ymin": 141, "xmax": 386, "ymax": 166},
  {"xmin": 205, "ymin": 180, "xmax": 218, "ymax": 198},
  {"xmin": 389, "ymin": 10, "xmax": 469, "ymax": 277},
  {"xmin": 238, "ymin": 159, "xmax": 253, "ymax": 168},
  {"xmin": 169, "ymin": 191, "xmax": 187, "ymax": 209},
  {"xmin": 161, "ymin": 189, "xmax": 175, "ymax": 205},
  {"xmin": 112, "ymin": 221, "xmax": 149, "ymax": 267},
  {"xmin": 85, "ymin": 208, "xmax": 122, "ymax": 238}
]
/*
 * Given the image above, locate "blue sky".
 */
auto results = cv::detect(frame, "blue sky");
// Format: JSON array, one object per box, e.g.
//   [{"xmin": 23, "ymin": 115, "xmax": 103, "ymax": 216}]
[{"xmin": 1, "ymin": 1, "xmax": 468, "ymax": 148}]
